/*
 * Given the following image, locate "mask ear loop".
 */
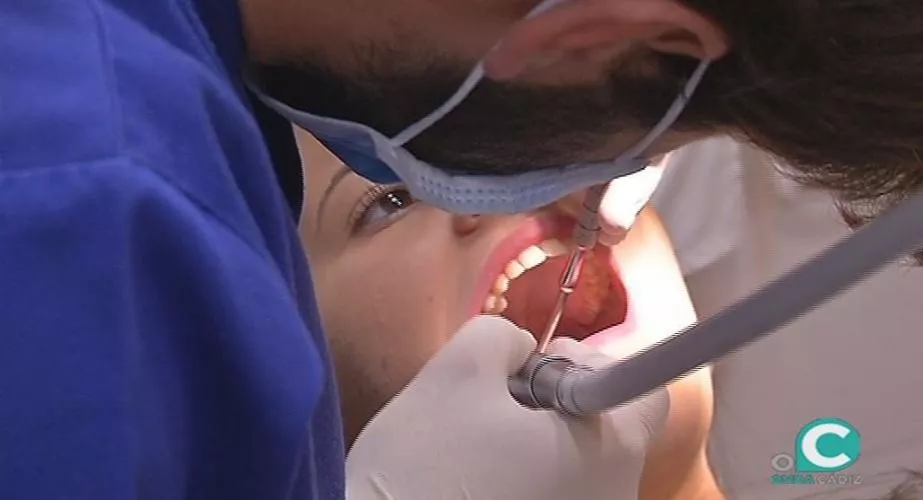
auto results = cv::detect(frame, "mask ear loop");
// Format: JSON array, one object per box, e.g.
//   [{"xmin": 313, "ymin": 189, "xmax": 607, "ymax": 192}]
[
  {"xmin": 389, "ymin": 62, "xmax": 486, "ymax": 147},
  {"xmin": 392, "ymin": 57, "xmax": 710, "ymax": 167},
  {"xmin": 389, "ymin": 0, "xmax": 572, "ymax": 147},
  {"xmin": 620, "ymin": 59, "xmax": 710, "ymax": 160}
]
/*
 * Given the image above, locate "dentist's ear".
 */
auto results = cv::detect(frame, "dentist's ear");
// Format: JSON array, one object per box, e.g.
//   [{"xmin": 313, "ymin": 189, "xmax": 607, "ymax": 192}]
[{"xmin": 484, "ymin": 0, "xmax": 730, "ymax": 80}]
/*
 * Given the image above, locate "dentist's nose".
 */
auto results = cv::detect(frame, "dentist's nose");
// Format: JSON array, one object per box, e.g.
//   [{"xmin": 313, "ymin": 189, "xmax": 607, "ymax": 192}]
[{"xmin": 453, "ymin": 214, "xmax": 482, "ymax": 236}]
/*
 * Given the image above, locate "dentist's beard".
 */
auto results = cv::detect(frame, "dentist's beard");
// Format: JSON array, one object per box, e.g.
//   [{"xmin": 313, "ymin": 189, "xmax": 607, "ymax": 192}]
[{"xmin": 255, "ymin": 48, "xmax": 698, "ymax": 175}]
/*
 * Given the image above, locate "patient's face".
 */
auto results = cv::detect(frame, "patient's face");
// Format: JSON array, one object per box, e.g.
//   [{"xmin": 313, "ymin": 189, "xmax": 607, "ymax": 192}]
[
  {"xmin": 298, "ymin": 131, "xmax": 473, "ymax": 441},
  {"xmin": 296, "ymin": 128, "xmax": 716, "ymax": 499},
  {"xmin": 297, "ymin": 129, "xmax": 624, "ymax": 438}
]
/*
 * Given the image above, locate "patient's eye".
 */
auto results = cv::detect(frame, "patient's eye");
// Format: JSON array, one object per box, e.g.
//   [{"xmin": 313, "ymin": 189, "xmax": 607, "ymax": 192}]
[{"xmin": 352, "ymin": 185, "xmax": 417, "ymax": 232}]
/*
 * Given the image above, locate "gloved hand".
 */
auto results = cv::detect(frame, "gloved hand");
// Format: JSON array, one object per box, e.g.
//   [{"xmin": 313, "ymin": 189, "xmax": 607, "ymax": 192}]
[
  {"xmin": 346, "ymin": 315, "xmax": 669, "ymax": 500},
  {"xmin": 557, "ymin": 164, "xmax": 665, "ymax": 246}
]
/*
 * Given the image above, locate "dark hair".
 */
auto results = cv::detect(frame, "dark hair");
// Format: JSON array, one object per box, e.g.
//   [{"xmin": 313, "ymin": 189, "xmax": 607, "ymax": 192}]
[
  {"xmin": 882, "ymin": 471, "xmax": 923, "ymax": 500},
  {"xmin": 861, "ymin": 471, "xmax": 923, "ymax": 500},
  {"xmin": 668, "ymin": 0, "xmax": 923, "ymax": 262}
]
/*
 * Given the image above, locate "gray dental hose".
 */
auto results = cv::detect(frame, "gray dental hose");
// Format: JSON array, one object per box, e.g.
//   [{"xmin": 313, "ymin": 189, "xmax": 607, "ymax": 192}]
[{"xmin": 509, "ymin": 189, "xmax": 923, "ymax": 417}]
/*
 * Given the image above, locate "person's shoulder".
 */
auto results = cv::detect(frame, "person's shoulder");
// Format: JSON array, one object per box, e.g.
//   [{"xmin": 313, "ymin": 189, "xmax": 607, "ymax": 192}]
[
  {"xmin": 0, "ymin": 2, "xmax": 121, "ymax": 172},
  {"xmin": 0, "ymin": 0, "xmax": 288, "ymax": 236},
  {"xmin": 0, "ymin": 0, "xmax": 244, "ymax": 163},
  {"xmin": 0, "ymin": 0, "xmax": 230, "ymax": 169}
]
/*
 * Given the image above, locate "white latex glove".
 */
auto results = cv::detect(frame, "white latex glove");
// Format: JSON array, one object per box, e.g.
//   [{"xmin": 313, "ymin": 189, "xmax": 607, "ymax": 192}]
[
  {"xmin": 346, "ymin": 315, "xmax": 669, "ymax": 500},
  {"xmin": 558, "ymin": 164, "xmax": 665, "ymax": 246}
]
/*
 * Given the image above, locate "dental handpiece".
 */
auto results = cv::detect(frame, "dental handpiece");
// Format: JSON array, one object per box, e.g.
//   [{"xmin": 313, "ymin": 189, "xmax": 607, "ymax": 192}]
[
  {"xmin": 511, "ymin": 187, "xmax": 923, "ymax": 418},
  {"xmin": 535, "ymin": 184, "xmax": 608, "ymax": 354}
]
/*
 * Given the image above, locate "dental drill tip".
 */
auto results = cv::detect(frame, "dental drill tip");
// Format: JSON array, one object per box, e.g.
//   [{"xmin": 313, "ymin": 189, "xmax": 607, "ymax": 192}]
[
  {"xmin": 536, "ymin": 289, "xmax": 569, "ymax": 353},
  {"xmin": 535, "ymin": 187, "xmax": 606, "ymax": 354},
  {"xmin": 536, "ymin": 247, "xmax": 586, "ymax": 353}
]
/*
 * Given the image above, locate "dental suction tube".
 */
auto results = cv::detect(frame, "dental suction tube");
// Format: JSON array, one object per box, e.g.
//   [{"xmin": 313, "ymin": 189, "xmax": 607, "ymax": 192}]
[{"xmin": 521, "ymin": 189, "xmax": 923, "ymax": 417}]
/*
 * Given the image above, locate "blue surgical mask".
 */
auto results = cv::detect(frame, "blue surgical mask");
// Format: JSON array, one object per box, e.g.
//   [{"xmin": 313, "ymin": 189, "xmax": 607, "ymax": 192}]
[{"xmin": 251, "ymin": 0, "xmax": 710, "ymax": 214}]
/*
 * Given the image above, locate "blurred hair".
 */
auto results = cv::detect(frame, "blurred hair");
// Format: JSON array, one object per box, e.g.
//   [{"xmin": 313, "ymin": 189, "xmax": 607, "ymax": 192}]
[
  {"xmin": 881, "ymin": 471, "xmax": 923, "ymax": 500},
  {"xmin": 670, "ymin": 0, "xmax": 923, "ymax": 262}
]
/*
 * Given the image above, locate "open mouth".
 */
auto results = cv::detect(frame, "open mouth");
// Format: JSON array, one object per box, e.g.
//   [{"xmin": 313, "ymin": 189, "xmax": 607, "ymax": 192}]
[{"xmin": 474, "ymin": 216, "xmax": 629, "ymax": 342}]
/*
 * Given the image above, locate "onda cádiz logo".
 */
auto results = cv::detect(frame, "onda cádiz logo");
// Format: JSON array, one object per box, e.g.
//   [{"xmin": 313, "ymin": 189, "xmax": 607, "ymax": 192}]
[{"xmin": 770, "ymin": 418, "xmax": 862, "ymax": 487}]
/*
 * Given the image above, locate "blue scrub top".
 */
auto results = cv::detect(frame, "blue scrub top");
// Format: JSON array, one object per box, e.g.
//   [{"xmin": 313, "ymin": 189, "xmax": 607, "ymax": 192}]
[{"xmin": 0, "ymin": 1, "xmax": 345, "ymax": 499}]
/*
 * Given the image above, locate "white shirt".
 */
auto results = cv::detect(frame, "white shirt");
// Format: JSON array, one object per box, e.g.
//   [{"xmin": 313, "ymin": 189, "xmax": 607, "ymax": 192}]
[{"xmin": 651, "ymin": 136, "xmax": 923, "ymax": 499}]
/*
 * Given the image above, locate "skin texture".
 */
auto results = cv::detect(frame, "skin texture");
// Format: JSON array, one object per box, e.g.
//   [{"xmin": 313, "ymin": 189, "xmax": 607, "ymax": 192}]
[{"xmin": 294, "ymin": 128, "xmax": 722, "ymax": 500}]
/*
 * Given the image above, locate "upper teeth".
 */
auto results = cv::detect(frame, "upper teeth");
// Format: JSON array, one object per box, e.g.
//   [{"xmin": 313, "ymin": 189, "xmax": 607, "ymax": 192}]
[{"xmin": 482, "ymin": 238, "xmax": 568, "ymax": 315}]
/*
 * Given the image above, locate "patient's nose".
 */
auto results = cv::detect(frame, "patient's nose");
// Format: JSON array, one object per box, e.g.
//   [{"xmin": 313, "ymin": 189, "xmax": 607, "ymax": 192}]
[{"xmin": 452, "ymin": 214, "xmax": 481, "ymax": 236}]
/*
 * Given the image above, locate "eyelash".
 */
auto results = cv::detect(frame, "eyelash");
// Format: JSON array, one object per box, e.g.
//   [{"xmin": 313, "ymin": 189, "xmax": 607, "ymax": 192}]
[{"xmin": 349, "ymin": 184, "xmax": 417, "ymax": 233}]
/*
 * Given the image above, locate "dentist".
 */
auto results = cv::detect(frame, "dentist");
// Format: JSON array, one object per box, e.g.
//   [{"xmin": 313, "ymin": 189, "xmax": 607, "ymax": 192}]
[{"xmin": 6, "ymin": 0, "xmax": 919, "ymax": 499}]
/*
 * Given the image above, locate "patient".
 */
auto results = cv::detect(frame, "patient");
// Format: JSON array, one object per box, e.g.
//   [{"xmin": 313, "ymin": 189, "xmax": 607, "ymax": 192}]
[{"xmin": 295, "ymin": 128, "xmax": 722, "ymax": 500}]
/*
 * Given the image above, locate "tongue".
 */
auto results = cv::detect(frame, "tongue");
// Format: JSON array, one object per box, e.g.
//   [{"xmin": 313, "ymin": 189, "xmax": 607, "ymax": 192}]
[{"xmin": 503, "ymin": 249, "xmax": 628, "ymax": 341}]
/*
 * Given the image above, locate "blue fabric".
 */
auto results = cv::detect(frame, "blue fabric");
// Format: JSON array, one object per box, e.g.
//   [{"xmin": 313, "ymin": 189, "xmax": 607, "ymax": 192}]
[{"xmin": 0, "ymin": 0, "xmax": 345, "ymax": 499}]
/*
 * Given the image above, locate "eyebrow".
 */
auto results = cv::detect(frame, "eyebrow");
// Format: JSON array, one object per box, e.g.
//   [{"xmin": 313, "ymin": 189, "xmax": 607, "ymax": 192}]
[{"xmin": 315, "ymin": 164, "xmax": 353, "ymax": 232}]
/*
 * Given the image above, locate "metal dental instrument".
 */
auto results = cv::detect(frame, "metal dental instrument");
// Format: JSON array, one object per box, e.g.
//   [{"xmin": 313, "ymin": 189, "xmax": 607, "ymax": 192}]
[
  {"xmin": 510, "ymin": 188, "xmax": 923, "ymax": 417},
  {"xmin": 509, "ymin": 184, "xmax": 608, "ymax": 409},
  {"xmin": 535, "ymin": 184, "xmax": 608, "ymax": 354}
]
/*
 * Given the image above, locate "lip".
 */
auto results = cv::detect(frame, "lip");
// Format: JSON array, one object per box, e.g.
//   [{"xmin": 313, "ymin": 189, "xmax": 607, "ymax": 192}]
[{"xmin": 468, "ymin": 212, "xmax": 638, "ymax": 343}]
